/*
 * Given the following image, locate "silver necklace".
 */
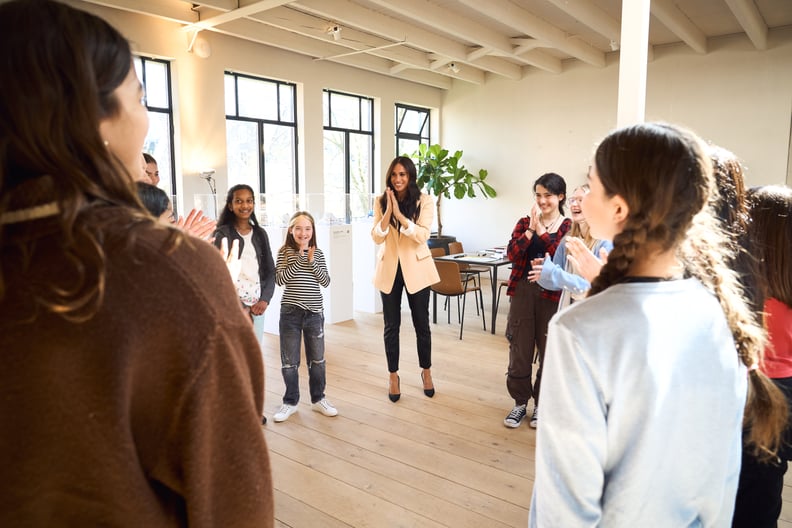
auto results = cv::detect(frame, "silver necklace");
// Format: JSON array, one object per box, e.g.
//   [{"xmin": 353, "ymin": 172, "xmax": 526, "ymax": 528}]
[{"xmin": 542, "ymin": 214, "xmax": 560, "ymax": 230}]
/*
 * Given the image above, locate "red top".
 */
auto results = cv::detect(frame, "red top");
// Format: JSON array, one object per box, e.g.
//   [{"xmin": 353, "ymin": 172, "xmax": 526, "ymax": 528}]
[{"xmin": 760, "ymin": 297, "xmax": 792, "ymax": 379}]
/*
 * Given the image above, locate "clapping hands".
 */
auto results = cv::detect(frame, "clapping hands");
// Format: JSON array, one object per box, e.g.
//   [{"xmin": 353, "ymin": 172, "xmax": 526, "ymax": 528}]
[
  {"xmin": 176, "ymin": 208, "xmax": 216, "ymax": 241},
  {"xmin": 565, "ymin": 237, "xmax": 608, "ymax": 283},
  {"xmin": 380, "ymin": 188, "xmax": 405, "ymax": 231},
  {"xmin": 526, "ymin": 255, "xmax": 547, "ymax": 282},
  {"xmin": 305, "ymin": 245, "xmax": 315, "ymax": 262},
  {"xmin": 218, "ymin": 236, "xmax": 242, "ymax": 281}
]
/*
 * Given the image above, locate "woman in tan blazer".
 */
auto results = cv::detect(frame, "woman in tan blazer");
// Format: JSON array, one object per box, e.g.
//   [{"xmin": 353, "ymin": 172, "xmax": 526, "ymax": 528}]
[{"xmin": 372, "ymin": 156, "xmax": 440, "ymax": 402}]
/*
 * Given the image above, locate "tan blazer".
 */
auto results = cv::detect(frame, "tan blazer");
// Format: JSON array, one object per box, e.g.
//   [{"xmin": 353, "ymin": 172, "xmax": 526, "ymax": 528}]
[{"xmin": 371, "ymin": 193, "xmax": 440, "ymax": 294}]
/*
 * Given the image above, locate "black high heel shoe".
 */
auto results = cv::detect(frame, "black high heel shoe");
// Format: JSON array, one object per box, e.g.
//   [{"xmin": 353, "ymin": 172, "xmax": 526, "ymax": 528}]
[
  {"xmin": 421, "ymin": 370, "xmax": 435, "ymax": 398},
  {"xmin": 388, "ymin": 375, "xmax": 401, "ymax": 402}
]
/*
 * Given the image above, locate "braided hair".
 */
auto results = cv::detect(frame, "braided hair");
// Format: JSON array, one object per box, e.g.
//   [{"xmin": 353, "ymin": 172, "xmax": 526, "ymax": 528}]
[{"xmin": 588, "ymin": 122, "xmax": 786, "ymax": 458}]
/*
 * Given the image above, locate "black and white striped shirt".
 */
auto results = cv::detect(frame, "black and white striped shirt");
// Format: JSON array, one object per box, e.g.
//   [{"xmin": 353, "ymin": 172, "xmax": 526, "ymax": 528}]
[{"xmin": 275, "ymin": 246, "xmax": 330, "ymax": 312}]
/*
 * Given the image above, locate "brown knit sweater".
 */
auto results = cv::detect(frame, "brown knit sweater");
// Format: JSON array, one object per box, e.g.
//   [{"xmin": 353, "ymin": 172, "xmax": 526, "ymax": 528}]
[{"xmin": 0, "ymin": 207, "xmax": 274, "ymax": 527}]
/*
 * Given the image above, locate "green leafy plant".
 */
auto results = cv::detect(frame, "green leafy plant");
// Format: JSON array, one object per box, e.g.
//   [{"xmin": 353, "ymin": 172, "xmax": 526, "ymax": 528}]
[{"xmin": 413, "ymin": 143, "xmax": 496, "ymax": 237}]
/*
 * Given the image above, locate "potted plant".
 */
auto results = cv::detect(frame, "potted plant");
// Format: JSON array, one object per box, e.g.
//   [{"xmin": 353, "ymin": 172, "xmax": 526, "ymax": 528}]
[{"xmin": 413, "ymin": 144, "xmax": 496, "ymax": 248}]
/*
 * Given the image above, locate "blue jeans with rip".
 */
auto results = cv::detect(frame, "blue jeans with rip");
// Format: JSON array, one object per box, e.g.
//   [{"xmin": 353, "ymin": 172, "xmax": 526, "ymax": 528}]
[{"xmin": 279, "ymin": 303, "xmax": 326, "ymax": 405}]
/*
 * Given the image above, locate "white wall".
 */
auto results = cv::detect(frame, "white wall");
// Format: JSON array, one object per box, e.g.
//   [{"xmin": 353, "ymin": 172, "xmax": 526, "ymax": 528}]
[{"xmin": 439, "ymin": 27, "xmax": 792, "ymax": 252}]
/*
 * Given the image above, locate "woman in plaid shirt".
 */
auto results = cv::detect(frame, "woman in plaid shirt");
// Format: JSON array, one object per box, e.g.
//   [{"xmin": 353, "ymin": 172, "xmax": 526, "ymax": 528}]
[{"xmin": 503, "ymin": 173, "xmax": 571, "ymax": 429}]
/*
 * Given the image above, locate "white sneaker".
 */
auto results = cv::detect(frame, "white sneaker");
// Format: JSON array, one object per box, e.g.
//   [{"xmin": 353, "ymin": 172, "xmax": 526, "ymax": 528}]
[
  {"xmin": 529, "ymin": 406, "xmax": 538, "ymax": 428},
  {"xmin": 273, "ymin": 404, "xmax": 298, "ymax": 422},
  {"xmin": 311, "ymin": 398, "xmax": 338, "ymax": 417}
]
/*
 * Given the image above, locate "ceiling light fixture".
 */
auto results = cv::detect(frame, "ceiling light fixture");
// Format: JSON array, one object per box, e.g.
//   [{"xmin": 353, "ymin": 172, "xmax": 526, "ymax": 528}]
[{"xmin": 326, "ymin": 24, "xmax": 342, "ymax": 42}]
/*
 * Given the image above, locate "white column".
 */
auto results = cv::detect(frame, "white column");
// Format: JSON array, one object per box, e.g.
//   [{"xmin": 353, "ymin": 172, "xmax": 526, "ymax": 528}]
[{"xmin": 616, "ymin": 0, "xmax": 651, "ymax": 127}]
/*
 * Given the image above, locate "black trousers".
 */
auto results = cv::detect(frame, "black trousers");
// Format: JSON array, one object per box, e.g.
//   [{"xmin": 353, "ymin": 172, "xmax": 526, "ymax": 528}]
[
  {"xmin": 381, "ymin": 263, "xmax": 431, "ymax": 373},
  {"xmin": 732, "ymin": 376, "xmax": 792, "ymax": 528}
]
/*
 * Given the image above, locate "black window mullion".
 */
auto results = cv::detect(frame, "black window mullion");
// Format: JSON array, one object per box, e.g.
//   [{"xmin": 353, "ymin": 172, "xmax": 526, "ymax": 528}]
[
  {"xmin": 227, "ymin": 72, "xmax": 298, "ymax": 194},
  {"xmin": 419, "ymin": 112, "xmax": 429, "ymax": 139},
  {"xmin": 344, "ymin": 132, "xmax": 351, "ymax": 194},
  {"xmin": 234, "ymin": 75, "xmax": 240, "ymax": 117},
  {"xmin": 259, "ymin": 122, "xmax": 266, "ymax": 194}
]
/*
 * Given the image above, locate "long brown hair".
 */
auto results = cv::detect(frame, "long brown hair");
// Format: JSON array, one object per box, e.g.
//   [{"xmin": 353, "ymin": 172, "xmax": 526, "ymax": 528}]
[
  {"xmin": 748, "ymin": 185, "xmax": 792, "ymax": 307},
  {"xmin": 589, "ymin": 122, "xmax": 786, "ymax": 458},
  {"xmin": 0, "ymin": 0, "xmax": 161, "ymax": 323}
]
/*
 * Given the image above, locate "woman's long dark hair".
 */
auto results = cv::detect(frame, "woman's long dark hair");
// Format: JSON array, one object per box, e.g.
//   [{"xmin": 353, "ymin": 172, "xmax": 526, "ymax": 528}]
[
  {"xmin": 217, "ymin": 184, "xmax": 262, "ymax": 228},
  {"xmin": 136, "ymin": 182, "xmax": 170, "ymax": 217},
  {"xmin": 379, "ymin": 156, "xmax": 422, "ymax": 228},
  {"xmin": 0, "ymin": 0, "xmax": 157, "ymax": 323}
]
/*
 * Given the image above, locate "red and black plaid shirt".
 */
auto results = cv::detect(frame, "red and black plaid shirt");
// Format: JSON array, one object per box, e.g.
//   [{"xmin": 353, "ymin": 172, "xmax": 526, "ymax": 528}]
[{"xmin": 506, "ymin": 215, "xmax": 572, "ymax": 300}]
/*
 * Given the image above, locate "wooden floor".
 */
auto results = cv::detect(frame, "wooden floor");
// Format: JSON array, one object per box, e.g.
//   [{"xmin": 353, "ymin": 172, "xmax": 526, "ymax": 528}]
[{"xmin": 260, "ymin": 280, "xmax": 792, "ymax": 527}]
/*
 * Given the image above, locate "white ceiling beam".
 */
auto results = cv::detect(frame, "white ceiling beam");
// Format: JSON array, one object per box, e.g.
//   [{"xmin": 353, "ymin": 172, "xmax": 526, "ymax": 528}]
[
  {"xmin": 249, "ymin": 7, "xmax": 433, "ymax": 69},
  {"xmin": 724, "ymin": 0, "xmax": 768, "ymax": 50},
  {"xmin": 511, "ymin": 50, "xmax": 560, "ymax": 73},
  {"xmin": 185, "ymin": 1, "xmax": 290, "ymax": 30},
  {"xmin": 364, "ymin": 0, "xmax": 508, "ymax": 54},
  {"xmin": 362, "ymin": 0, "xmax": 555, "ymax": 74},
  {"xmin": 466, "ymin": 47, "xmax": 492, "ymax": 62},
  {"xmin": 194, "ymin": 0, "xmax": 237, "ymax": 9},
  {"xmin": 219, "ymin": 18, "xmax": 456, "ymax": 89},
  {"xmin": 651, "ymin": 0, "xmax": 707, "ymax": 53},
  {"xmin": 510, "ymin": 37, "xmax": 543, "ymax": 55},
  {"xmin": 78, "ymin": 0, "xmax": 199, "ymax": 23},
  {"xmin": 295, "ymin": 0, "xmax": 523, "ymax": 79},
  {"xmin": 389, "ymin": 63, "xmax": 411, "ymax": 75},
  {"xmin": 457, "ymin": 0, "xmax": 605, "ymax": 67},
  {"xmin": 545, "ymin": 0, "xmax": 621, "ymax": 42}
]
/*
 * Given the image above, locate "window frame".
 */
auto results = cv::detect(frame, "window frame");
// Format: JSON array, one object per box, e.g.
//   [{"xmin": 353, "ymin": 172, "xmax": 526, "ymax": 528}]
[
  {"xmin": 225, "ymin": 71, "xmax": 299, "ymax": 194},
  {"xmin": 135, "ymin": 56, "xmax": 176, "ymax": 194},
  {"xmin": 395, "ymin": 103, "xmax": 431, "ymax": 157},
  {"xmin": 323, "ymin": 89, "xmax": 375, "ymax": 195}
]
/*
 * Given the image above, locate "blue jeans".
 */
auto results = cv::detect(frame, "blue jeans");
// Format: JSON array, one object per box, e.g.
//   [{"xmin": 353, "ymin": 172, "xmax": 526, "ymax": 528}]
[
  {"xmin": 279, "ymin": 303, "xmax": 326, "ymax": 405},
  {"xmin": 251, "ymin": 313, "xmax": 265, "ymax": 344}
]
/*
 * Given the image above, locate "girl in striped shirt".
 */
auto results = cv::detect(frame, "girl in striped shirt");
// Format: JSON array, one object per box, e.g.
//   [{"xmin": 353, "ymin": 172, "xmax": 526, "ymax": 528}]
[{"xmin": 272, "ymin": 211, "xmax": 337, "ymax": 423}]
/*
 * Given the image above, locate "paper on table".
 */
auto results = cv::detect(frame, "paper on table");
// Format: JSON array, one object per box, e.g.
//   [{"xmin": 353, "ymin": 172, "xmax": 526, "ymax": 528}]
[{"xmin": 454, "ymin": 253, "xmax": 500, "ymax": 262}]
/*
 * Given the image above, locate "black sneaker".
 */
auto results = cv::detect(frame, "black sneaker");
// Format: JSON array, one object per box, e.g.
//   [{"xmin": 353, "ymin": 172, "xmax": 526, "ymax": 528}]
[
  {"xmin": 504, "ymin": 404, "xmax": 527, "ymax": 428},
  {"xmin": 529, "ymin": 406, "xmax": 538, "ymax": 428}
]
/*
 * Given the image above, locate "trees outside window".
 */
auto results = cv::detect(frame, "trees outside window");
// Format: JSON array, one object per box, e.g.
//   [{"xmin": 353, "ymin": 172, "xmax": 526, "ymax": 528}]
[
  {"xmin": 323, "ymin": 89, "xmax": 374, "ymax": 221},
  {"xmin": 134, "ymin": 57, "xmax": 175, "ymax": 196},
  {"xmin": 225, "ymin": 72, "xmax": 298, "ymax": 201},
  {"xmin": 396, "ymin": 103, "xmax": 430, "ymax": 158}
]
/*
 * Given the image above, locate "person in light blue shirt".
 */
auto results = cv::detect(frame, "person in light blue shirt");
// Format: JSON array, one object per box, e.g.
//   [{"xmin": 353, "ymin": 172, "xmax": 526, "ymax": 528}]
[
  {"xmin": 529, "ymin": 123, "xmax": 787, "ymax": 527},
  {"xmin": 528, "ymin": 184, "xmax": 612, "ymax": 309}
]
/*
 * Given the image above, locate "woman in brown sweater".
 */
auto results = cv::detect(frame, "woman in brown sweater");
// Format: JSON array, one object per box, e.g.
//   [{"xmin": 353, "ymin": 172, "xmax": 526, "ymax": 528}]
[{"xmin": 0, "ymin": 1, "xmax": 273, "ymax": 526}]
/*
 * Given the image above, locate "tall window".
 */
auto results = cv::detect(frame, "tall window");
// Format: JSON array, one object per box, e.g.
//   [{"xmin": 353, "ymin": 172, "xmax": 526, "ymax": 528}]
[
  {"xmin": 323, "ymin": 89, "xmax": 374, "ymax": 221},
  {"xmin": 134, "ymin": 57, "xmax": 175, "ymax": 196},
  {"xmin": 225, "ymin": 72, "xmax": 298, "ymax": 200},
  {"xmin": 395, "ymin": 103, "xmax": 430, "ymax": 158}
]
